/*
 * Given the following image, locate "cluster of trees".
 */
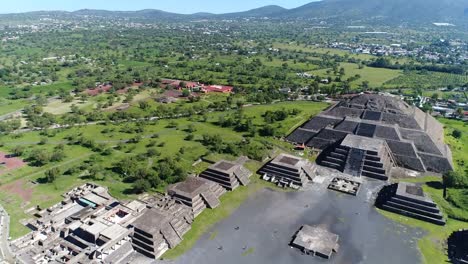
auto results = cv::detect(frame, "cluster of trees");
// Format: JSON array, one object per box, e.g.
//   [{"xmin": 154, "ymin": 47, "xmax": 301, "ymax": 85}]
[
  {"xmin": 200, "ymin": 133, "xmax": 269, "ymax": 161},
  {"xmin": 369, "ymin": 57, "xmax": 466, "ymax": 75},
  {"xmin": 113, "ymin": 156, "xmax": 187, "ymax": 194},
  {"xmin": 0, "ymin": 119, "xmax": 21, "ymax": 133},
  {"xmin": 27, "ymin": 144, "xmax": 66, "ymax": 167},
  {"xmin": 263, "ymin": 108, "xmax": 301, "ymax": 123},
  {"xmin": 443, "ymin": 170, "xmax": 468, "ymax": 190}
]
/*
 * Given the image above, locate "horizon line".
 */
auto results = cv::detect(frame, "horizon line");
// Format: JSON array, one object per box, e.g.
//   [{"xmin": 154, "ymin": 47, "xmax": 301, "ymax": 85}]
[{"xmin": 0, "ymin": 2, "xmax": 320, "ymax": 16}]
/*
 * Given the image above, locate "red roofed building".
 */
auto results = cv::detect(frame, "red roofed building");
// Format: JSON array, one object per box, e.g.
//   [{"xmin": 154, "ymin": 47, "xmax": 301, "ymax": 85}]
[
  {"xmin": 201, "ymin": 85, "xmax": 233, "ymax": 94},
  {"xmin": 86, "ymin": 84, "xmax": 113, "ymax": 96}
]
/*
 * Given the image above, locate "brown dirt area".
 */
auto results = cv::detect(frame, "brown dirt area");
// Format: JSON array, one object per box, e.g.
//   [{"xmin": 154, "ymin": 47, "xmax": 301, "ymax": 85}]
[
  {"xmin": 0, "ymin": 152, "xmax": 26, "ymax": 175},
  {"xmin": 0, "ymin": 179, "xmax": 33, "ymax": 203}
]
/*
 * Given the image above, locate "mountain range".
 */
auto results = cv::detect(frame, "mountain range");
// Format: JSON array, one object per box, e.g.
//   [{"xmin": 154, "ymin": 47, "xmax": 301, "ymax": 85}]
[{"xmin": 4, "ymin": 0, "xmax": 468, "ymax": 24}]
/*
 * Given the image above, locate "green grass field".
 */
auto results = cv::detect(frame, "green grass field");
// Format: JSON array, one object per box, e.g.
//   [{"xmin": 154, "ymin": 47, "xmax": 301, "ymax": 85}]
[
  {"xmin": 273, "ymin": 43, "xmax": 376, "ymax": 60},
  {"xmin": 0, "ymin": 100, "xmax": 328, "ymax": 239},
  {"xmin": 385, "ymin": 72, "xmax": 468, "ymax": 88},
  {"xmin": 0, "ymin": 98, "xmax": 28, "ymax": 116},
  {"xmin": 310, "ymin": 62, "xmax": 402, "ymax": 88},
  {"xmin": 439, "ymin": 118, "xmax": 468, "ymax": 171}
]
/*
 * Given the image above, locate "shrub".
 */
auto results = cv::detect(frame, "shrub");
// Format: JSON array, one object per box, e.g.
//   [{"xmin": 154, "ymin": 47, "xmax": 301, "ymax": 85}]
[
  {"xmin": 452, "ymin": 129, "xmax": 462, "ymax": 139},
  {"xmin": 443, "ymin": 170, "xmax": 468, "ymax": 189}
]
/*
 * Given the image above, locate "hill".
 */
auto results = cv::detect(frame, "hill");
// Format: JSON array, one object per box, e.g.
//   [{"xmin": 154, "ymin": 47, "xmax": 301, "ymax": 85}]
[
  {"xmin": 220, "ymin": 5, "xmax": 286, "ymax": 18},
  {"xmin": 282, "ymin": 0, "xmax": 467, "ymax": 23},
  {"xmin": 1, "ymin": 0, "xmax": 466, "ymax": 24}
]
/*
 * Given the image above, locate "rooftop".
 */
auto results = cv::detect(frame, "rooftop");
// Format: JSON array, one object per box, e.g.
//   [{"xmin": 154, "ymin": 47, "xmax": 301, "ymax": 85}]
[
  {"xmin": 292, "ymin": 225, "xmax": 339, "ymax": 258},
  {"xmin": 168, "ymin": 177, "xmax": 212, "ymax": 198},
  {"xmin": 271, "ymin": 153, "xmax": 304, "ymax": 168},
  {"xmin": 396, "ymin": 182, "xmax": 433, "ymax": 203},
  {"xmin": 214, "ymin": 161, "xmax": 237, "ymax": 172},
  {"xmin": 341, "ymin": 134, "xmax": 385, "ymax": 153},
  {"xmin": 132, "ymin": 209, "xmax": 170, "ymax": 235}
]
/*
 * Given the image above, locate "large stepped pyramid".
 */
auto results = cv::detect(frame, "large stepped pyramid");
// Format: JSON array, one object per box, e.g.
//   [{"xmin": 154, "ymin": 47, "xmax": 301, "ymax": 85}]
[
  {"xmin": 375, "ymin": 183, "xmax": 445, "ymax": 225},
  {"xmin": 286, "ymin": 94, "xmax": 453, "ymax": 176}
]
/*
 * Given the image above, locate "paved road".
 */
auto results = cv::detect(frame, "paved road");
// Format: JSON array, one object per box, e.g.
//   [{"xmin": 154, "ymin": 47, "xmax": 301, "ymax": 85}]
[{"xmin": 0, "ymin": 205, "xmax": 14, "ymax": 264}]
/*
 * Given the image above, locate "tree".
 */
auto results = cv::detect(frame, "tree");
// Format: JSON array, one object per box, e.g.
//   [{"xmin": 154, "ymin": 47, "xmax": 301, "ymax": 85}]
[
  {"xmin": 443, "ymin": 170, "xmax": 468, "ymax": 190},
  {"xmin": 456, "ymin": 108, "xmax": 464, "ymax": 118},
  {"xmin": 50, "ymin": 148, "xmax": 66, "ymax": 162},
  {"xmin": 45, "ymin": 167, "xmax": 61, "ymax": 183},
  {"xmin": 452, "ymin": 129, "xmax": 462, "ymax": 139},
  {"xmin": 29, "ymin": 149, "xmax": 51, "ymax": 166},
  {"xmin": 139, "ymin": 101, "xmax": 150, "ymax": 110},
  {"xmin": 35, "ymin": 95, "xmax": 48, "ymax": 106},
  {"xmin": 361, "ymin": 81, "xmax": 369, "ymax": 91},
  {"xmin": 186, "ymin": 124, "xmax": 196, "ymax": 133},
  {"xmin": 132, "ymin": 179, "xmax": 151, "ymax": 194},
  {"xmin": 182, "ymin": 89, "xmax": 190, "ymax": 97},
  {"xmin": 259, "ymin": 125, "xmax": 276, "ymax": 137},
  {"xmin": 339, "ymin": 67, "xmax": 345, "ymax": 77}
]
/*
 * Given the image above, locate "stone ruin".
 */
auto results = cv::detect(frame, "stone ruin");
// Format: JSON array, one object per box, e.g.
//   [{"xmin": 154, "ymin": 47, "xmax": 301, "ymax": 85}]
[
  {"xmin": 290, "ymin": 225, "xmax": 339, "ymax": 259},
  {"xmin": 375, "ymin": 182, "xmax": 445, "ymax": 225},
  {"xmin": 258, "ymin": 153, "xmax": 316, "ymax": 188},
  {"xmin": 287, "ymin": 94, "xmax": 453, "ymax": 179}
]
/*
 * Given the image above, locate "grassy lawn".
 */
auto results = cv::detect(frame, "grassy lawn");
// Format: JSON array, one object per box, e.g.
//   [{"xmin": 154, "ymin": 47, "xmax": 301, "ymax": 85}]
[
  {"xmin": 242, "ymin": 101, "xmax": 329, "ymax": 135},
  {"xmin": 0, "ymin": 98, "xmax": 29, "ymax": 116},
  {"xmin": 439, "ymin": 118, "xmax": 468, "ymax": 171},
  {"xmin": 385, "ymin": 71, "xmax": 468, "ymax": 88},
  {"xmin": 272, "ymin": 43, "xmax": 376, "ymax": 60},
  {"xmin": 310, "ymin": 62, "xmax": 402, "ymax": 89}
]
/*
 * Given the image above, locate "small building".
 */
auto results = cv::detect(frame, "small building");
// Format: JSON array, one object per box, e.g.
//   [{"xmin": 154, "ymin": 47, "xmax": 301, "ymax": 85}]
[
  {"xmin": 290, "ymin": 225, "xmax": 339, "ymax": 259},
  {"xmin": 168, "ymin": 177, "xmax": 226, "ymax": 217},
  {"xmin": 131, "ymin": 208, "xmax": 191, "ymax": 259},
  {"xmin": 375, "ymin": 182, "xmax": 445, "ymax": 225},
  {"xmin": 199, "ymin": 160, "xmax": 252, "ymax": 191},
  {"xmin": 258, "ymin": 153, "xmax": 316, "ymax": 187},
  {"xmin": 201, "ymin": 85, "xmax": 233, "ymax": 94},
  {"xmin": 328, "ymin": 177, "xmax": 362, "ymax": 196}
]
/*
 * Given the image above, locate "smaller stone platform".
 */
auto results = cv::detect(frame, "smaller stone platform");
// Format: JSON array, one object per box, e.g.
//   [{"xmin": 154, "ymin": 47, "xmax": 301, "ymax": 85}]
[
  {"xmin": 328, "ymin": 177, "xmax": 362, "ymax": 196},
  {"xmin": 290, "ymin": 225, "xmax": 339, "ymax": 259}
]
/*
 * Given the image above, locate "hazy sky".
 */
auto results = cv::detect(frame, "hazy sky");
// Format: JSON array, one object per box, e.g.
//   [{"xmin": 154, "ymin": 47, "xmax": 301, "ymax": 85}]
[{"xmin": 0, "ymin": 0, "xmax": 317, "ymax": 14}]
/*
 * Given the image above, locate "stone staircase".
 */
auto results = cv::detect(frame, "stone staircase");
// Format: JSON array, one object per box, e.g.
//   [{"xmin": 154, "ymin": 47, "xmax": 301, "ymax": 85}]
[
  {"xmin": 360, "ymin": 150, "xmax": 388, "ymax": 180},
  {"xmin": 160, "ymin": 223, "xmax": 182, "ymax": 248},
  {"xmin": 234, "ymin": 166, "xmax": 252, "ymax": 186},
  {"xmin": 318, "ymin": 145, "xmax": 350, "ymax": 172},
  {"xmin": 201, "ymin": 192, "xmax": 220, "ymax": 209},
  {"xmin": 318, "ymin": 146, "xmax": 389, "ymax": 181}
]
